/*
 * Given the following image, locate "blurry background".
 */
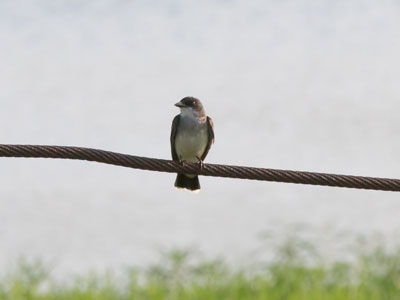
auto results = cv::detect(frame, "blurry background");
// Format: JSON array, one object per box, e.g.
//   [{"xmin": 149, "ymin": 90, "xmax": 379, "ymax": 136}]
[{"xmin": 0, "ymin": 0, "xmax": 400, "ymax": 276}]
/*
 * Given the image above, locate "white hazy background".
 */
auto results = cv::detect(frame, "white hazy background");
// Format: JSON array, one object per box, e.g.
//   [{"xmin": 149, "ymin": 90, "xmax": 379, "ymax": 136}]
[{"xmin": 1, "ymin": 0, "xmax": 400, "ymax": 275}]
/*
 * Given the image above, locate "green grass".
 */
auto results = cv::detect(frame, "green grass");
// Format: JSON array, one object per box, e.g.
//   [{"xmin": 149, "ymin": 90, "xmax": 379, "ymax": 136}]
[{"xmin": 1, "ymin": 240, "xmax": 400, "ymax": 300}]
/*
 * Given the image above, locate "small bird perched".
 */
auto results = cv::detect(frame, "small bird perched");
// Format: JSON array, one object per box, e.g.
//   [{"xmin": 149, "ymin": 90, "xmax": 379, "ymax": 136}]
[{"xmin": 170, "ymin": 97, "xmax": 215, "ymax": 191}]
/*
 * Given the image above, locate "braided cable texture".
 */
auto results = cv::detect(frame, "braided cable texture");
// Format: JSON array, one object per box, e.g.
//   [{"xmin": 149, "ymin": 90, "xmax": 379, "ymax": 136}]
[{"xmin": 0, "ymin": 144, "xmax": 399, "ymax": 192}]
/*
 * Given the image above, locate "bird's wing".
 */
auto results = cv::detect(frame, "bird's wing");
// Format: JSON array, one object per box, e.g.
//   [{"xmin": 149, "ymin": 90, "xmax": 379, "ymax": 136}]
[
  {"xmin": 170, "ymin": 115, "xmax": 180, "ymax": 161},
  {"xmin": 201, "ymin": 116, "xmax": 215, "ymax": 161}
]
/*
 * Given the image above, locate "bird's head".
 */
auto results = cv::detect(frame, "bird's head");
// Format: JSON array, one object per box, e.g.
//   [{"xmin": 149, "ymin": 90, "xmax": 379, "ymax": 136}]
[{"xmin": 175, "ymin": 97, "xmax": 205, "ymax": 117}]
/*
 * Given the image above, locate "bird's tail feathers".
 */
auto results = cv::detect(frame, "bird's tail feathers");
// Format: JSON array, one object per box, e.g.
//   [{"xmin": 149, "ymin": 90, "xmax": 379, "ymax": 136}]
[{"xmin": 174, "ymin": 174, "xmax": 200, "ymax": 191}]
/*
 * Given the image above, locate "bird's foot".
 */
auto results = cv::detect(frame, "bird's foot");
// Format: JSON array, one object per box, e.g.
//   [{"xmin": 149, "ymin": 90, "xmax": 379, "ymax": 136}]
[
  {"xmin": 196, "ymin": 156, "xmax": 204, "ymax": 170},
  {"xmin": 179, "ymin": 159, "xmax": 187, "ymax": 167}
]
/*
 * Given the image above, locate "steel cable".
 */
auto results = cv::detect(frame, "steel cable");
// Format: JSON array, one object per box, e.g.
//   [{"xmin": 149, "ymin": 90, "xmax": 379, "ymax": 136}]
[{"xmin": 0, "ymin": 144, "xmax": 399, "ymax": 192}]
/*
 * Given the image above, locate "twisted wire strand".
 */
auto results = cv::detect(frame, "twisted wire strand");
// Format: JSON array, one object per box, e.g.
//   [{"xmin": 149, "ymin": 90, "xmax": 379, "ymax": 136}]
[{"xmin": 0, "ymin": 144, "xmax": 399, "ymax": 192}]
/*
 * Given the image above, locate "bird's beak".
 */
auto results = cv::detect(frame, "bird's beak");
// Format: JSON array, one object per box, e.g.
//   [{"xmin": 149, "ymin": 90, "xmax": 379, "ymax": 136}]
[{"xmin": 175, "ymin": 102, "xmax": 186, "ymax": 108}]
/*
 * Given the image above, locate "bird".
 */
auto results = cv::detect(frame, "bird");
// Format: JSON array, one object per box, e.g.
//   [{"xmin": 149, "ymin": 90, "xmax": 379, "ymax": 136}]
[{"xmin": 170, "ymin": 97, "xmax": 215, "ymax": 191}]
